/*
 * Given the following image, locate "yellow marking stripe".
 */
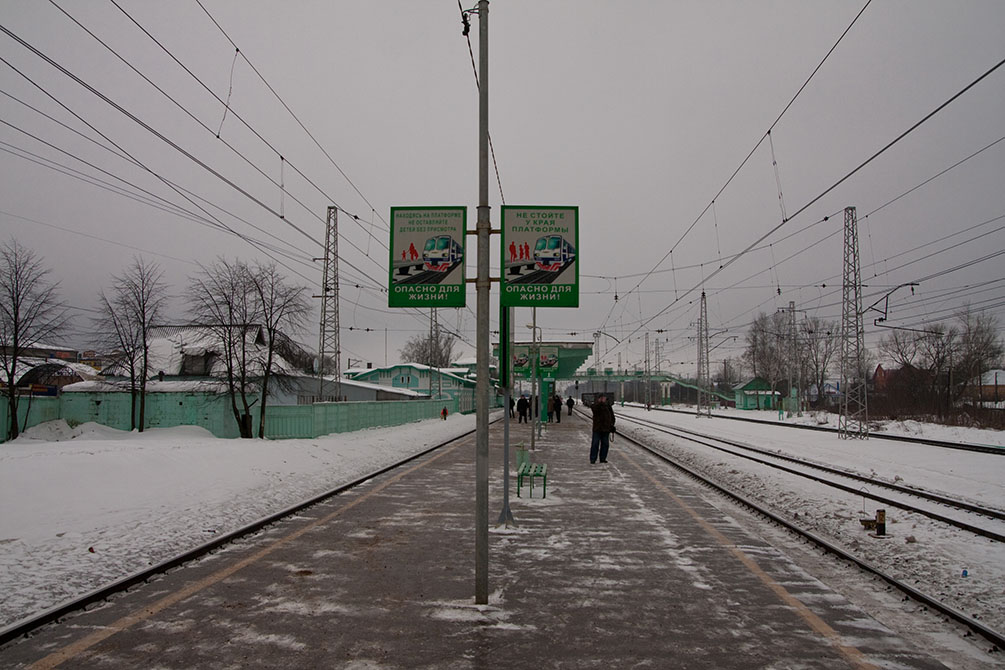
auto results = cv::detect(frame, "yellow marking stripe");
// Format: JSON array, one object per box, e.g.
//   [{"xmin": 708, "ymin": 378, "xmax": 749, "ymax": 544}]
[{"xmin": 624, "ymin": 451, "xmax": 879, "ymax": 670}]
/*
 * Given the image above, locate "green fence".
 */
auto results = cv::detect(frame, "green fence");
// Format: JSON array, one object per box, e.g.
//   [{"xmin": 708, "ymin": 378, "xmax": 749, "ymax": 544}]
[{"xmin": 1, "ymin": 391, "xmax": 461, "ymax": 443}]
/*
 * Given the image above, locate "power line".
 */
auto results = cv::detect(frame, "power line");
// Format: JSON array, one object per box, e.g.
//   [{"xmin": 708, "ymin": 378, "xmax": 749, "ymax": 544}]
[
  {"xmin": 194, "ymin": 0, "xmax": 391, "ymax": 233},
  {"xmin": 0, "ymin": 22, "xmax": 402, "ymax": 295},
  {"xmin": 0, "ymin": 84, "xmax": 318, "ymax": 276},
  {"xmin": 103, "ymin": 0, "xmax": 386, "ymax": 250},
  {"xmin": 631, "ymin": 56, "xmax": 1005, "ymax": 350},
  {"xmin": 611, "ymin": 0, "xmax": 874, "ymax": 314},
  {"xmin": 50, "ymin": 0, "xmax": 390, "ymax": 275}
]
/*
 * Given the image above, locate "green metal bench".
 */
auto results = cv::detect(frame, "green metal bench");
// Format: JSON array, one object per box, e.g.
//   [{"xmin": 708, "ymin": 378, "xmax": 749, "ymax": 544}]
[{"xmin": 517, "ymin": 461, "xmax": 548, "ymax": 498}]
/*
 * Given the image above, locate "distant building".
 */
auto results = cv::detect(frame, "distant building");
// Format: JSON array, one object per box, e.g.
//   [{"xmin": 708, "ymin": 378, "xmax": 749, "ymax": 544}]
[
  {"xmin": 971, "ymin": 369, "xmax": 1005, "ymax": 403},
  {"xmin": 348, "ymin": 363, "xmax": 477, "ymax": 412},
  {"xmin": 96, "ymin": 325, "xmax": 419, "ymax": 405},
  {"xmin": 733, "ymin": 377, "xmax": 780, "ymax": 410}
]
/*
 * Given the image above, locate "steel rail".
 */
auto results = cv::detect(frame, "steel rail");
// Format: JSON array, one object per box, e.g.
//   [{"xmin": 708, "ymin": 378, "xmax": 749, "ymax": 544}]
[
  {"xmin": 617, "ymin": 413, "xmax": 1005, "ymax": 543},
  {"xmin": 0, "ymin": 421, "xmax": 492, "ymax": 647},
  {"xmin": 621, "ymin": 412, "xmax": 1005, "ymax": 522},
  {"xmin": 641, "ymin": 404, "xmax": 1004, "ymax": 455},
  {"xmin": 605, "ymin": 418, "xmax": 1005, "ymax": 652}
]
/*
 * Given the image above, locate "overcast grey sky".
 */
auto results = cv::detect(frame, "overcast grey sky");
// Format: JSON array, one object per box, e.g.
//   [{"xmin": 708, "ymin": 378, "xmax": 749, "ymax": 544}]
[{"xmin": 1, "ymin": 1, "xmax": 1003, "ymax": 374}]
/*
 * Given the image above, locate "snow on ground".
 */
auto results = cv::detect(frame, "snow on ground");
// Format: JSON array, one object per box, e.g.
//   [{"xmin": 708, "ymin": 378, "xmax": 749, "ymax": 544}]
[
  {"xmin": 679, "ymin": 404, "xmax": 1005, "ymax": 447},
  {"xmin": 2, "ymin": 406, "xmax": 1003, "ymax": 645},
  {"xmin": 616, "ymin": 404, "xmax": 1005, "ymax": 635},
  {"xmin": 0, "ymin": 414, "xmax": 481, "ymax": 630}
]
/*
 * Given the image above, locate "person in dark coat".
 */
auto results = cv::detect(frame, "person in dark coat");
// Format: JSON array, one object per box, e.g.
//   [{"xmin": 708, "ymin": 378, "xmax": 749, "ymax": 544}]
[
  {"xmin": 566, "ymin": 396, "xmax": 575, "ymax": 416},
  {"xmin": 516, "ymin": 395, "xmax": 529, "ymax": 423},
  {"xmin": 552, "ymin": 393, "xmax": 562, "ymax": 423},
  {"xmin": 590, "ymin": 394, "xmax": 616, "ymax": 464},
  {"xmin": 509, "ymin": 396, "xmax": 516, "ymax": 418}
]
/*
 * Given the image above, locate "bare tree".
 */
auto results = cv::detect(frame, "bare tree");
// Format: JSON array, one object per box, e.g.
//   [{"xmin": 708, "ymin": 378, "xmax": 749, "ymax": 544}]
[
  {"xmin": 952, "ymin": 306, "xmax": 1003, "ymax": 402},
  {"xmin": 801, "ymin": 317, "xmax": 839, "ymax": 405},
  {"xmin": 248, "ymin": 261, "xmax": 311, "ymax": 438},
  {"xmin": 400, "ymin": 325, "xmax": 457, "ymax": 369},
  {"xmin": 0, "ymin": 239, "xmax": 71, "ymax": 441},
  {"xmin": 743, "ymin": 312, "xmax": 788, "ymax": 407},
  {"xmin": 187, "ymin": 259, "xmax": 261, "ymax": 438},
  {"xmin": 878, "ymin": 328, "xmax": 919, "ymax": 368},
  {"xmin": 94, "ymin": 258, "xmax": 168, "ymax": 431}
]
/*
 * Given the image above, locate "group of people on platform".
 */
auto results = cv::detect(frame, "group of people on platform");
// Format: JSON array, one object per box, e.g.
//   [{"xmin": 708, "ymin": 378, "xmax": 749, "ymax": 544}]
[
  {"xmin": 508, "ymin": 392, "xmax": 616, "ymax": 464},
  {"xmin": 512, "ymin": 393, "xmax": 576, "ymax": 424}
]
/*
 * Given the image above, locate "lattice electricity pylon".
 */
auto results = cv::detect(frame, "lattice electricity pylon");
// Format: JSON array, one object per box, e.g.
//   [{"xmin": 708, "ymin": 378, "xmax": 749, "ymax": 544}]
[
  {"xmin": 696, "ymin": 291, "xmax": 712, "ymax": 417},
  {"xmin": 838, "ymin": 206, "xmax": 868, "ymax": 439},
  {"xmin": 317, "ymin": 206, "xmax": 341, "ymax": 401}
]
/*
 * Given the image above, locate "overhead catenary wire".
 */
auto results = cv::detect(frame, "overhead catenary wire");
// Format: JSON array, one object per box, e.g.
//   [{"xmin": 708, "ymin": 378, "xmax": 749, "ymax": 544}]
[
  {"xmin": 100, "ymin": 0, "xmax": 387, "ymax": 252},
  {"xmin": 615, "ymin": 56, "xmax": 1005, "ymax": 358},
  {"xmin": 45, "ymin": 1, "xmax": 387, "ymax": 271},
  {"xmin": 1, "ymin": 19, "xmax": 407, "ymax": 299},
  {"xmin": 608, "ymin": 0, "xmax": 875, "ymax": 317},
  {"xmin": 194, "ymin": 0, "xmax": 390, "ymax": 233},
  {"xmin": 0, "ymin": 43, "xmax": 322, "ymax": 286}
]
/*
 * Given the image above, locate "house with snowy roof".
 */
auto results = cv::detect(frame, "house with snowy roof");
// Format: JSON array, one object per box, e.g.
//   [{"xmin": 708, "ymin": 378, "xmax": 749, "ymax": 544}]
[
  {"xmin": 96, "ymin": 325, "xmax": 419, "ymax": 405},
  {"xmin": 347, "ymin": 362, "xmax": 477, "ymax": 411}
]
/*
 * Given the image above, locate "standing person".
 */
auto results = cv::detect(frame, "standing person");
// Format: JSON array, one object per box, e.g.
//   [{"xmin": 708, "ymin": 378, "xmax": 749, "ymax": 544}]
[
  {"xmin": 509, "ymin": 395, "xmax": 516, "ymax": 418},
  {"xmin": 517, "ymin": 395, "xmax": 529, "ymax": 423},
  {"xmin": 546, "ymin": 395, "xmax": 555, "ymax": 423},
  {"xmin": 566, "ymin": 396, "xmax": 575, "ymax": 416},
  {"xmin": 441, "ymin": 406, "xmax": 448, "ymax": 420},
  {"xmin": 590, "ymin": 394, "xmax": 616, "ymax": 464},
  {"xmin": 553, "ymin": 393, "xmax": 562, "ymax": 423}
]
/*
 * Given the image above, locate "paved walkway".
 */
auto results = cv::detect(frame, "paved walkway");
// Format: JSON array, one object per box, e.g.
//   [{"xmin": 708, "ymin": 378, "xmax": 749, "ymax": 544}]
[{"xmin": 3, "ymin": 414, "xmax": 949, "ymax": 669}]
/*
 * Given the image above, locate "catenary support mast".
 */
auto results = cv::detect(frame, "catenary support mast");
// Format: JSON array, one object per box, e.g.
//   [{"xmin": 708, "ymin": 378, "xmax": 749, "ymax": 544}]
[
  {"xmin": 696, "ymin": 291, "xmax": 712, "ymax": 417},
  {"xmin": 317, "ymin": 206, "xmax": 340, "ymax": 401},
  {"xmin": 839, "ymin": 206, "xmax": 868, "ymax": 438}
]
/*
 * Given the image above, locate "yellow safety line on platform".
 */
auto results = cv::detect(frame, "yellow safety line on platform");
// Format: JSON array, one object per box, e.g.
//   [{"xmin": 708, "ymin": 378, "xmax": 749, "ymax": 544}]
[
  {"xmin": 29, "ymin": 439, "xmax": 468, "ymax": 670},
  {"xmin": 624, "ymin": 451, "xmax": 880, "ymax": 670}
]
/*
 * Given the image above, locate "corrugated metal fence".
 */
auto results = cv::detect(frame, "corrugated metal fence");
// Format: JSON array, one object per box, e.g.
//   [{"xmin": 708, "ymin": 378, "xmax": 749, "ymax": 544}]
[{"xmin": 1, "ymin": 392, "xmax": 462, "ymax": 442}]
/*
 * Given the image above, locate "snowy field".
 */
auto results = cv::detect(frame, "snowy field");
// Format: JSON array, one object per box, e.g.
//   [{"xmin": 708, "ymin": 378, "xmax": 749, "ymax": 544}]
[
  {"xmin": 0, "ymin": 414, "xmax": 482, "ymax": 631},
  {"xmin": 646, "ymin": 404, "xmax": 1005, "ymax": 447},
  {"xmin": 616, "ymin": 404, "xmax": 1005, "ymax": 637}
]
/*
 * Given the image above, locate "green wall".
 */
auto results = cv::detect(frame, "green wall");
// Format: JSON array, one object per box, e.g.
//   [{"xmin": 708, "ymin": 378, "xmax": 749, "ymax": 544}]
[{"xmin": 1, "ymin": 392, "xmax": 462, "ymax": 443}]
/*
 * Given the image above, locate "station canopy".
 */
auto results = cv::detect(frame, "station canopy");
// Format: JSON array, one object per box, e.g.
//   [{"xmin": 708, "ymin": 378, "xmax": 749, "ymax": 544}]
[{"xmin": 493, "ymin": 341, "xmax": 593, "ymax": 380}]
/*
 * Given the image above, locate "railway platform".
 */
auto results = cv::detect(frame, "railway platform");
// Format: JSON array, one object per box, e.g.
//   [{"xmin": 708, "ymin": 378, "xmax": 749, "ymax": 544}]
[{"xmin": 3, "ymin": 414, "xmax": 955, "ymax": 669}]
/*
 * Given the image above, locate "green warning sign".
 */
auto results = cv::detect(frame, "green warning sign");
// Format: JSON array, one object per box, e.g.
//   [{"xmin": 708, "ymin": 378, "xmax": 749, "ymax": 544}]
[
  {"xmin": 500, "ymin": 206, "xmax": 579, "ymax": 308},
  {"xmin": 389, "ymin": 207, "xmax": 466, "ymax": 308}
]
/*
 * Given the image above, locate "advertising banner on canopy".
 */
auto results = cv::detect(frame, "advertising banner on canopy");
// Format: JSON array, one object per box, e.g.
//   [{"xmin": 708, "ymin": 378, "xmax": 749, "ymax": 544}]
[
  {"xmin": 511, "ymin": 345, "xmax": 532, "ymax": 379},
  {"xmin": 538, "ymin": 345, "xmax": 559, "ymax": 379},
  {"xmin": 389, "ymin": 207, "xmax": 466, "ymax": 308},
  {"xmin": 500, "ymin": 206, "xmax": 579, "ymax": 308}
]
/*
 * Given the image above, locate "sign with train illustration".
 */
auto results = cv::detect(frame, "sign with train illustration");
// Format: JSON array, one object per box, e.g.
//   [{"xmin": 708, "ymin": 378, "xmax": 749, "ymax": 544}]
[
  {"xmin": 500, "ymin": 206, "xmax": 579, "ymax": 308},
  {"xmin": 389, "ymin": 207, "xmax": 466, "ymax": 307}
]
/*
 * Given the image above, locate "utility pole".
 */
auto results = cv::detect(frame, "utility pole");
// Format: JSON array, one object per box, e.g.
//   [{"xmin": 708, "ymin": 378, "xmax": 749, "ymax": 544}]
[
  {"xmin": 530, "ymin": 307, "xmax": 538, "ymax": 451},
  {"xmin": 696, "ymin": 291, "xmax": 712, "ymax": 417},
  {"xmin": 496, "ymin": 301, "xmax": 515, "ymax": 527},
  {"xmin": 839, "ymin": 206, "xmax": 868, "ymax": 439},
  {"xmin": 317, "ymin": 206, "xmax": 340, "ymax": 402},
  {"xmin": 473, "ymin": 0, "xmax": 490, "ymax": 605},
  {"xmin": 645, "ymin": 332, "xmax": 650, "ymax": 409},
  {"xmin": 787, "ymin": 300, "xmax": 795, "ymax": 417}
]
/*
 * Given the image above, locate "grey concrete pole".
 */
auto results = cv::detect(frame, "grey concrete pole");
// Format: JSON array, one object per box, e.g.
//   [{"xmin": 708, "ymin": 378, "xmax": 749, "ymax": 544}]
[
  {"xmin": 497, "ymin": 304, "xmax": 515, "ymax": 527},
  {"xmin": 530, "ymin": 307, "xmax": 537, "ymax": 450},
  {"xmin": 474, "ymin": 0, "xmax": 490, "ymax": 606}
]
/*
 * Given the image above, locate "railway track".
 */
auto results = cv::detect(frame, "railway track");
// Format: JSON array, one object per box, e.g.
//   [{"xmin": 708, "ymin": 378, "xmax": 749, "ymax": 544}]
[
  {"xmin": 642, "ymin": 404, "xmax": 1004, "ymax": 454},
  {"xmin": 596, "ymin": 411, "xmax": 1005, "ymax": 651},
  {"xmin": 0, "ymin": 424, "xmax": 484, "ymax": 647},
  {"xmin": 618, "ymin": 412, "xmax": 1005, "ymax": 542}
]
